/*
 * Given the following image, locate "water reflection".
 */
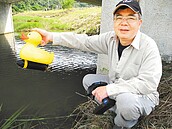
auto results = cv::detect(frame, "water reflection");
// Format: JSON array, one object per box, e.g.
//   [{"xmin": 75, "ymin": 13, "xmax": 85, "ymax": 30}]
[{"xmin": 0, "ymin": 33, "xmax": 97, "ymax": 127}]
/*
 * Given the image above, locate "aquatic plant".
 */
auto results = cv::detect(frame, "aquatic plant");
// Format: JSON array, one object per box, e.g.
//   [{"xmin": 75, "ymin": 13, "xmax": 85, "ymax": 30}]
[{"xmin": 0, "ymin": 106, "xmax": 27, "ymax": 129}]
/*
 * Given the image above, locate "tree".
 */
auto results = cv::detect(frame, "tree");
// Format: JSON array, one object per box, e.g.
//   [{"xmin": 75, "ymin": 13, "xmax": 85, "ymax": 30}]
[
  {"xmin": 59, "ymin": 0, "xmax": 76, "ymax": 9},
  {"xmin": 12, "ymin": 0, "xmax": 78, "ymax": 13}
]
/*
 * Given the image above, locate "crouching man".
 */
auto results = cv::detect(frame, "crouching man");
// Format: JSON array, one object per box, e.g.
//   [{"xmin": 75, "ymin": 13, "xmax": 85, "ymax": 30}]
[{"xmin": 33, "ymin": 0, "xmax": 162, "ymax": 128}]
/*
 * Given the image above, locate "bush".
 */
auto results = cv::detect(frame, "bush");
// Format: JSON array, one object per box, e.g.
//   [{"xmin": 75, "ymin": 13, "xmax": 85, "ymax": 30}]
[{"xmin": 59, "ymin": 0, "xmax": 76, "ymax": 9}]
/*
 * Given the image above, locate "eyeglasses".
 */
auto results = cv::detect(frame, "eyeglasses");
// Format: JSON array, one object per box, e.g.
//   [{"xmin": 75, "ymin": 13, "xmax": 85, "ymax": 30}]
[{"xmin": 114, "ymin": 15, "xmax": 139, "ymax": 24}]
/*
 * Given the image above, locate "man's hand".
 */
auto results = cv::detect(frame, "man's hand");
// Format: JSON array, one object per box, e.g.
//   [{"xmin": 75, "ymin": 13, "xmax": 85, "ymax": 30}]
[
  {"xmin": 32, "ymin": 28, "xmax": 53, "ymax": 46},
  {"xmin": 92, "ymin": 86, "xmax": 108, "ymax": 102}
]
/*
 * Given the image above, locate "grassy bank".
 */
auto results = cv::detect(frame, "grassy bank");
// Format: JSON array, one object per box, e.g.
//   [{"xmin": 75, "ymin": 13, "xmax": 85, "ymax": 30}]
[{"xmin": 13, "ymin": 7, "xmax": 101, "ymax": 35}]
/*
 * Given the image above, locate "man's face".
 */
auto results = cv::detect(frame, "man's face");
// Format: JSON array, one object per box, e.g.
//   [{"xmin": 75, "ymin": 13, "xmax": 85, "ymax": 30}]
[{"xmin": 114, "ymin": 8, "xmax": 142, "ymax": 43}]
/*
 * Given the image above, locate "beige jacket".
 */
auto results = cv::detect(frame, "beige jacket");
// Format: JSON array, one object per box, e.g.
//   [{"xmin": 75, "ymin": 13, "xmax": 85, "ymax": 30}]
[{"xmin": 53, "ymin": 31, "xmax": 162, "ymax": 105}]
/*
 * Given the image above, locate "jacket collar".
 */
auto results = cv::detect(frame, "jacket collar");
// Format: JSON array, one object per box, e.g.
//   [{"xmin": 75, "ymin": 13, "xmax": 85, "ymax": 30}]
[
  {"xmin": 130, "ymin": 30, "xmax": 141, "ymax": 50},
  {"xmin": 115, "ymin": 30, "xmax": 141, "ymax": 50}
]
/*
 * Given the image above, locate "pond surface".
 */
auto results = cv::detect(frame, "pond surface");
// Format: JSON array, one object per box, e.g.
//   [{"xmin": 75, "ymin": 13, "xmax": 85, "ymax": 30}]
[{"xmin": 0, "ymin": 33, "xmax": 97, "ymax": 128}]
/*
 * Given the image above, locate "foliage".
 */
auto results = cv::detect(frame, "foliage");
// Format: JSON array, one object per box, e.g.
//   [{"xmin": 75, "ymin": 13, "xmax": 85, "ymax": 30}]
[
  {"xmin": 12, "ymin": 0, "xmax": 77, "ymax": 13},
  {"xmin": 12, "ymin": 0, "xmax": 94, "ymax": 14},
  {"xmin": 59, "ymin": 0, "xmax": 76, "ymax": 9},
  {"xmin": 13, "ymin": 7, "xmax": 101, "ymax": 35}
]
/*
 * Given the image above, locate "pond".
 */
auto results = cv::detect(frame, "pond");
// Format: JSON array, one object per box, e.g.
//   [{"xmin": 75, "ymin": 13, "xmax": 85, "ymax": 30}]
[{"xmin": 0, "ymin": 33, "xmax": 97, "ymax": 128}]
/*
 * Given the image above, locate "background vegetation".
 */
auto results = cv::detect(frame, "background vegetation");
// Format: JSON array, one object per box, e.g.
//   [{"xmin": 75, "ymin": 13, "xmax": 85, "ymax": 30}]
[
  {"xmin": 12, "ymin": 0, "xmax": 93, "ymax": 13},
  {"xmin": 13, "ymin": 7, "xmax": 101, "ymax": 35}
]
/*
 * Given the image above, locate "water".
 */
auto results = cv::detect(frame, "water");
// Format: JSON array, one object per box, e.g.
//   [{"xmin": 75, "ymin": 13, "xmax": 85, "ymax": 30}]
[{"xmin": 0, "ymin": 33, "xmax": 97, "ymax": 128}]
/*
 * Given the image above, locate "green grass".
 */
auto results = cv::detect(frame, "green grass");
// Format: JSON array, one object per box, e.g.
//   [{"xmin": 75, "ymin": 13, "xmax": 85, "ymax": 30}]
[
  {"xmin": 0, "ymin": 105, "xmax": 28, "ymax": 129},
  {"xmin": 13, "ymin": 15, "xmax": 70, "ymax": 32},
  {"xmin": 13, "ymin": 7, "xmax": 101, "ymax": 35}
]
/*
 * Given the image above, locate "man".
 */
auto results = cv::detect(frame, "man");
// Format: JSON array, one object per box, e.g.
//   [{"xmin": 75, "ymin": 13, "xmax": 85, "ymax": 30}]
[{"xmin": 33, "ymin": 0, "xmax": 162, "ymax": 128}]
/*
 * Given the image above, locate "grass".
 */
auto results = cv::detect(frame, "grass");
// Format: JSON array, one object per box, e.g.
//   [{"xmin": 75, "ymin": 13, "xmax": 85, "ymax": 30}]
[
  {"xmin": 13, "ymin": 7, "xmax": 101, "ymax": 35},
  {"xmin": 0, "ymin": 105, "xmax": 28, "ymax": 129},
  {"xmin": 70, "ymin": 99, "xmax": 114, "ymax": 129}
]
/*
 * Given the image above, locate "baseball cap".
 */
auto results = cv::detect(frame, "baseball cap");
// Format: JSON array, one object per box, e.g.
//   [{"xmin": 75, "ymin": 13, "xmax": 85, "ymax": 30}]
[{"xmin": 113, "ymin": 0, "xmax": 142, "ymax": 15}]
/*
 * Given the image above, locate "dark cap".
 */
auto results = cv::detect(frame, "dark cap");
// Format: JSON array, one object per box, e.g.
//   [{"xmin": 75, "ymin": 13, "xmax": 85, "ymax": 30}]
[{"xmin": 113, "ymin": 0, "xmax": 142, "ymax": 15}]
